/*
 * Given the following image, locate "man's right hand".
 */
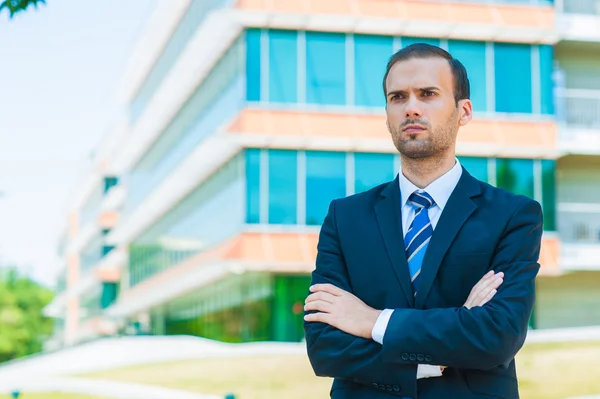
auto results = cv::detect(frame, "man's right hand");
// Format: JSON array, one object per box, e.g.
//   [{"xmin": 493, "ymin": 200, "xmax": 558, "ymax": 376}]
[
  {"xmin": 438, "ymin": 270, "xmax": 504, "ymax": 372},
  {"xmin": 463, "ymin": 270, "xmax": 504, "ymax": 309}
]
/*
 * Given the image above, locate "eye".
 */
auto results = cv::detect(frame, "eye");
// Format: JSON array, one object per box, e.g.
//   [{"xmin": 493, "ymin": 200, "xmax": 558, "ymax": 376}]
[{"xmin": 423, "ymin": 91, "xmax": 436, "ymax": 97}]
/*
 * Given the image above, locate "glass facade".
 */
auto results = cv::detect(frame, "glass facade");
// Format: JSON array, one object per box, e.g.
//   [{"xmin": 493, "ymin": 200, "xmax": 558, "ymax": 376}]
[
  {"xmin": 130, "ymin": 0, "xmax": 234, "ymax": 122},
  {"xmin": 496, "ymin": 158, "xmax": 535, "ymax": 199},
  {"xmin": 354, "ymin": 35, "xmax": 393, "ymax": 107},
  {"xmin": 156, "ymin": 272, "xmax": 310, "ymax": 343},
  {"xmin": 268, "ymin": 150, "xmax": 298, "ymax": 224},
  {"xmin": 354, "ymin": 153, "xmax": 396, "ymax": 194},
  {"xmin": 245, "ymin": 150, "xmax": 556, "ymax": 231},
  {"xmin": 458, "ymin": 156, "xmax": 489, "ymax": 183},
  {"xmin": 128, "ymin": 155, "xmax": 245, "ymax": 286},
  {"xmin": 306, "ymin": 151, "xmax": 346, "ymax": 226},
  {"xmin": 541, "ymin": 160, "xmax": 557, "ymax": 231},
  {"xmin": 125, "ymin": 38, "xmax": 245, "ymax": 216},
  {"xmin": 306, "ymin": 32, "xmax": 346, "ymax": 105},
  {"xmin": 495, "ymin": 43, "xmax": 532, "ymax": 114},
  {"xmin": 246, "ymin": 29, "xmax": 554, "ymax": 115}
]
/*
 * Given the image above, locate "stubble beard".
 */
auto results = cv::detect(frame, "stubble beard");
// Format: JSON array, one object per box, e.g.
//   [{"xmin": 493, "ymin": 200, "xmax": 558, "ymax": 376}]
[{"xmin": 391, "ymin": 111, "xmax": 458, "ymax": 161}]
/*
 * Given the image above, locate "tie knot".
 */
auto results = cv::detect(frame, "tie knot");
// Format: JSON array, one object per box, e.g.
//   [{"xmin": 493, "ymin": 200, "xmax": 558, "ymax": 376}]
[{"xmin": 408, "ymin": 191, "xmax": 435, "ymax": 210}]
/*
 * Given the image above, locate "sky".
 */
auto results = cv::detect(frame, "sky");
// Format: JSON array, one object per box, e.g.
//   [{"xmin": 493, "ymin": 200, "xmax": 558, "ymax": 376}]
[{"xmin": 0, "ymin": 0, "xmax": 157, "ymax": 286}]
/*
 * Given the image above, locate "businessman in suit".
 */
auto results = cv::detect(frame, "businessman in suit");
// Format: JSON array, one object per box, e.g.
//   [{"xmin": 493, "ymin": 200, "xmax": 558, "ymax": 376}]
[{"xmin": 303, "ymin": 43, "xmax": 543, "ymax": 399}]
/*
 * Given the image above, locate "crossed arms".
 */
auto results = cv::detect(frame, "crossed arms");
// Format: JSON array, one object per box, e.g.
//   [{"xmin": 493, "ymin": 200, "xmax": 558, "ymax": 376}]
[{"xmin": 303, "ymin": 198, "xmax": 543, "ymax": 395}]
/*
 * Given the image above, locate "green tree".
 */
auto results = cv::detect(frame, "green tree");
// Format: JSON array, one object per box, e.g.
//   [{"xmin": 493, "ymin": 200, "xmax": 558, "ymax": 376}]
[
  {"xmin": 1, "ymin": 0, "xmax": 45, "ymax": 18},
  {"xmin": 0, "ymin": 268, "xmax": 54, "ymax": 362}
]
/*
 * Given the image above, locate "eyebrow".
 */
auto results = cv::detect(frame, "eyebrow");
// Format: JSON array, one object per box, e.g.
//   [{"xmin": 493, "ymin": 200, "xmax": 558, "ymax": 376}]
[{"xmin": 387, "ymin": 87, "xmax": 441, "ymax": 97}]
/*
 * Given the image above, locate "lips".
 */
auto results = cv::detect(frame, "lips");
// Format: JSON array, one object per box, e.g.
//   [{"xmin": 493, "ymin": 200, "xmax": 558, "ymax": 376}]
[{"xmin": 403, "ymin": 124, "xmax": 426, "ymax": 133}]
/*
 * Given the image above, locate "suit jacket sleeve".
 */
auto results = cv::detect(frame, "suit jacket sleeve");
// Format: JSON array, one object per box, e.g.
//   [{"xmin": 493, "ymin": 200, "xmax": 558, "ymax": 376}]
[
  {"xmin": 380, "ymin": 197, "xmax": 543, "ymax": 370},
  {"xmin": 304, "ymin": 200, "xmax": 417, "ymax": 396}
]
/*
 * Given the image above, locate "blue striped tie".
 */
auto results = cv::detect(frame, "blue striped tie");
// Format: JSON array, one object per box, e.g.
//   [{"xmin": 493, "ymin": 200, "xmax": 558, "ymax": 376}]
[{"xmin": 404, "ymin": 191, "xmax": 435, "ymax": 296}]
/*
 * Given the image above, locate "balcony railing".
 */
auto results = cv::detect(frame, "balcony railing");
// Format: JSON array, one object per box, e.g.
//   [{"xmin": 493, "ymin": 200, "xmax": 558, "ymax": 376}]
[
  {"xmin": 560, "ymin": 0, "xmax": 600, "ymax": 15},
  {"xmin": 558, "ymin": 204, "xmax": 600, "ymax": 243},
  {"xmin": 556, "ymin": 88, "xmax": 600, "ymax": 130}
]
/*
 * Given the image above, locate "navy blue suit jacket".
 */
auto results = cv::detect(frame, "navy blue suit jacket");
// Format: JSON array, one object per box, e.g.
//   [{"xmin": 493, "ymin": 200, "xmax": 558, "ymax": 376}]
[{"xmin": 304, "ymin": 167, "xmax": 543, "ymax": 399}]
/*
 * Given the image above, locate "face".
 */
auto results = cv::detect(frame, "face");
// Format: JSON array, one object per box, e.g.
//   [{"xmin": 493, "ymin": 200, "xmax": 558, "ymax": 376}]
[{"xmin": 384, "ymin": 57, "xmax": 472, "ymax": 159}]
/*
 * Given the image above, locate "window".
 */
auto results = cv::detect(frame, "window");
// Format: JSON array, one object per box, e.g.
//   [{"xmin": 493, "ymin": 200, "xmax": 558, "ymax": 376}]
[
  {"xmin": 306, "ymin": 32, "xmax": 346, "ymax": 105},
  {"xmin": 354, "ymin": 153, "xmax": 395, "ymax": 193},
  {"xmin": 269, "ymin": 30, "xmax": 298, "ymax": 103},
  {"xmin": 496, "ymin": 158, "xmax": 534, "ymax": 199},
  {"xmin": 306, "ymin": 151, "xmax": 346, "ymax": 225},
  {"xmin": 494, "ymin": 43, "xmax": 532, "ymax": 113},
  {"xmin": 268, "ymin": 150, "xmax": 298, "ymax": 224},
  {"xmin": 246, "ymin": 29, "xmax": 261, "ymax": 101},
  {"xmin": 458, "ymin": 156, "xmax": 488, "ymax": 183},
  {"xmin": 354, "ymin": 35, "xmax": 393, "ymax": 107},
  {"xmin": 539, "ymin": 45, "xmax": 554, "ymax": 115},
  {"xmin": 246, "ymin": 149, "xmax": 261, "ymax": 223},
  {"xmin": 447, "ymin": 40, "xmax": 487, "ymax": 112},
  {"xmin": 542, "ymin": 160, "xmax": 556, "ymax": 231}
]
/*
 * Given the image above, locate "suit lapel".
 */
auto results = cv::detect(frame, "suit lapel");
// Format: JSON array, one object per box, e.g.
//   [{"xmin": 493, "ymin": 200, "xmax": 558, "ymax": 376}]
[
  {"xmin": 415, "ymin": 167, "xmax": 482, "ymax": 309},
  {"xmin": 374, "ymin": 177, "xmax": 414, "ymax": 307}
]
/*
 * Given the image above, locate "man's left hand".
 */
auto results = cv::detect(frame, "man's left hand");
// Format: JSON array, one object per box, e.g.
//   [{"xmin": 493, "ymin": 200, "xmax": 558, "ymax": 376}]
[{"xmin": 304, "ymin": 283, "xmax": 381, "ymax": 339}]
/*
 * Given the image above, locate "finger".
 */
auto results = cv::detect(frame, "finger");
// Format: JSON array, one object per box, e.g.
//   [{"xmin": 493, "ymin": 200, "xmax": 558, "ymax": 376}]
[
  {"xmin": 467, "ymin": 272, "xmax": 495, "ymax": 303},
  {"xmin": 471, "ymin": 270, "xmax": 497, "ymax": 293},
  {"xmin": 473, "ymin": 277, "xmax": 502, "ymax": 307},
  {"xmin": 310, "ymin": 283, "xmax": 345, "ymax": 296},
  {"xmin": 480, "ymin": 288, "xmax": 497, "ymax": 306},
  {"xmin": 465, "ymin": 272, "xmax": 503, "ymax": 309},
  {"xmin": 471, "ymin": 273, "xmax": 503, "ymax": 301},
  {"xmin": 305, "ymin": 291, "xmax": 336, "ymax": 304},
  {"xmin": 304, "ymin": 300, "xmax": 334, "ymax": 313}
]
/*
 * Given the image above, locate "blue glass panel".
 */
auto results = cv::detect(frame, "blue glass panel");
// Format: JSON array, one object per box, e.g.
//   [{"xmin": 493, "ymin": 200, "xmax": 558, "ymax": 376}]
[
  {"xmin": 268, "ymin": 150, "xmax": 297, "ymax": 224},
  {"xmin": 457, "ymin": 156, "xmax": 488, "ymax": 183},
  {"xmin": 269, "ymin": 30, "xmax": 298, "ymax": 103},
  {"xmin": 496, "ymin": 158, "xmax": 534, "ymax": 198},
  {"xmin": 494, "ymin": 43, "xmax": 532, "ymax": 113},
  {"xmin": 246, "ymin": 29, "xmax": 261, "ymax": 101},
  {"xmin": 539, "ymin": 45, "xmax": 555, "ymax": 115},
  {"xmin": 354, "ymin": 153, "xmax": 395, "ymax": 193},
  {"xmin": 354, "ymin": 35, "xmax": 393, "ymax": 107},
  {"xmin": 401, "ymin": 37, "xmax": 440, "ymax": 47},
  {"xmin": 447, "ymin": 40, "xmax": 487, "ymax": 112},
  {"xmin": 306, "ymin": 151, "xmax": 346, "ymax": 225},
  {"xmin": 246, "ymin": 149, "xmax": 261, "ymax": 223},
  {"xmin": 542, "ymin": 160, "xmax": 556, "ymax": 231},
  {"xmin": 306, "ymin": 32, "xmax": 346, "ymax": 105}
]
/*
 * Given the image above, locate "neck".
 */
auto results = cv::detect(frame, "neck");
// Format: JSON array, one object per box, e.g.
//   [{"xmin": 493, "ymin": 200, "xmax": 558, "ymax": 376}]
[{"xmin": 400, "ymin": 152, "xmax": 456, "ymax": 189}]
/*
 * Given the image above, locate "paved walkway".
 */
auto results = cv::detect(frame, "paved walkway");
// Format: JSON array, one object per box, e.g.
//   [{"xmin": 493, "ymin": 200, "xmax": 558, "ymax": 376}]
[{"xmin": 0, "ymin": 376, "xmax": 222, "ymax": 399}]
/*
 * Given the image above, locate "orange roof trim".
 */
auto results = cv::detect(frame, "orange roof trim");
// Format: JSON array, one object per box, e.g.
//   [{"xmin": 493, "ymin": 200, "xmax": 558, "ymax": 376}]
[
  {"xmin": 236, "ymin": 0, "xmax": 554, "ymax": 30},
  {"xmin": 122, "ymin": 232, "xmax": 559, "ymax": 299},
  {"xmin": 228, "ymin": 109, "xmax": 557, "ymax": 154}
]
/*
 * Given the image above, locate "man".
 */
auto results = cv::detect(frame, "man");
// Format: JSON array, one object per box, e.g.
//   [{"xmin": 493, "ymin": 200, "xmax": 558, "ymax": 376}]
[{"xmin": 303, "ymin": 44, "xmax": 543, "ymax": 399}]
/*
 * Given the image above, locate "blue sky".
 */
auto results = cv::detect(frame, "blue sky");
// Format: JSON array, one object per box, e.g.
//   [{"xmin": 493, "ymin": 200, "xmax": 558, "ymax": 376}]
[{"xmin": 0, "ymin": 0, "xmax": 156, "ymax": 285}]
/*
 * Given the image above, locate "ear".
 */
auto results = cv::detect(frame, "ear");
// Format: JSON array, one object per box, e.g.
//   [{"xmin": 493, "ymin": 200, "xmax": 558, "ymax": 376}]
[{"xmin": 458, "ymin": 99, "xmax": 473, "ymax": 127}]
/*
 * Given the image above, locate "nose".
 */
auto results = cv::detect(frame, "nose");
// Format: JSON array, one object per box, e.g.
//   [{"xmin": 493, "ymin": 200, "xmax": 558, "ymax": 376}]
[{"xmin": 404, "ymin": 95, "xmax": 423, "ymax": 119}]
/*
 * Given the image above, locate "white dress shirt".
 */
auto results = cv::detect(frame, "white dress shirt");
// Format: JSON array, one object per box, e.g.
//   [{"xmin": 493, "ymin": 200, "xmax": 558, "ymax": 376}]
[{"xmin": 372, "ymin": 158, "xmax": 463, "ymax": 378}]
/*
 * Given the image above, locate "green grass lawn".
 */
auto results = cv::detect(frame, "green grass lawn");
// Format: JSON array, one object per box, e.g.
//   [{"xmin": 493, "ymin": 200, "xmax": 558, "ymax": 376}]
[{"xmin": 83, "ymin": 341, "xmax": 600, "ymax": 399}]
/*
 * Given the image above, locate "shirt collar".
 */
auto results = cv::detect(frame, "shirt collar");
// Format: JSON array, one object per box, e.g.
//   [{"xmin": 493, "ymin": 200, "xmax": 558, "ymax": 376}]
[{"xmin": 398, "ymin": 158, "xmax": 463, "ymax": 211}]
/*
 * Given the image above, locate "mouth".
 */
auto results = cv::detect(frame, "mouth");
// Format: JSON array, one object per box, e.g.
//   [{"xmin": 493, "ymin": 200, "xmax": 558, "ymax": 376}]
[{"xmin": 402, "ymin": 124, "xmax": 427, "ymax": 134}]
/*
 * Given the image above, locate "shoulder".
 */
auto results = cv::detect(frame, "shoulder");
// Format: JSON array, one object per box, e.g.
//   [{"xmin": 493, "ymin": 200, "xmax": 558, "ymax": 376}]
[
  {"xmin": 332, "ymin": 180, "xmax": 392, "ymax": 210},
  {"xmin": 475, "ymin": 179, "xmax": 542, "ymax": 217}
]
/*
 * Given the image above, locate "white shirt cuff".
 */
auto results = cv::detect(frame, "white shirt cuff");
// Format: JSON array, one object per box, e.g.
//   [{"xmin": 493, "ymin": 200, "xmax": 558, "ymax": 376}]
[
  {"xmin": 371, "ymin": 308, "xmax": 394, "ymax": 344},
  {"xmin": 417, "ymin": 364, "xmax": 444, "ymax": 379}
]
